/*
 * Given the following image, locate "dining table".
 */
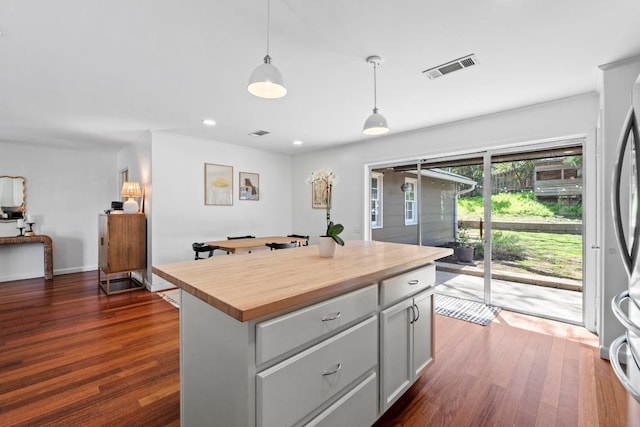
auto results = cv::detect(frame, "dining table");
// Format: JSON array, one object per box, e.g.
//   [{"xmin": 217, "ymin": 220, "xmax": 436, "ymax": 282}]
[{"xmin": 206, "ymin": 235, "xmax": 308, "ymax": 254}]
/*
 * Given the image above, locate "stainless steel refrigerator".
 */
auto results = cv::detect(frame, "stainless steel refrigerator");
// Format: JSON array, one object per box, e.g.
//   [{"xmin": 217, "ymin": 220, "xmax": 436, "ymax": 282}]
[{"xmin": 611, "ymin": 72, "xmax": 640, "ymax": 403}]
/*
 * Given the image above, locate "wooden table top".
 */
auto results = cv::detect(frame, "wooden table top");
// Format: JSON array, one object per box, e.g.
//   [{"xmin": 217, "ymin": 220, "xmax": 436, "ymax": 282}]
[
  {"xmin": 207, "ymin": 236, "xmax": 308, "ymax": 253},
  {"xmin": 153, "ymin": 240, "xmax": 452, "ymax": 322}
]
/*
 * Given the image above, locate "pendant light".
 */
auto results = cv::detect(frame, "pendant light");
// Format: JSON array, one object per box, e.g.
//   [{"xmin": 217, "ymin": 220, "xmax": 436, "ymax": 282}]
[
  {"xmin": 363, "ymin": 55, "xmax": 389, "ymax": 135},
  {"xmin": 248, "ymin": 0, "xmax": 287, "ymax": 99}
]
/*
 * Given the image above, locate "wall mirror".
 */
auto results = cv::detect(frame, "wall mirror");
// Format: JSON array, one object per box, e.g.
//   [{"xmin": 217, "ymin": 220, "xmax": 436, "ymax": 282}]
[{"xmin": 0, "ymin": 176, "xmax": 26, "ymax": 222}]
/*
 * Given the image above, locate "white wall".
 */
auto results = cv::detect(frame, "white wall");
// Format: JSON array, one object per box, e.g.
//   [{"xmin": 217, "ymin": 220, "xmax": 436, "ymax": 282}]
[
  {"xmin": 0, "ymin": 141, "xmax": 116, "ymax": 281},
  {"xmin": 599, "ymin": 56, "xmax": 640, "ymax": 357},
  {"xmin": 150, "ymin": 132, "xmax": 293, "ymax": 289}
]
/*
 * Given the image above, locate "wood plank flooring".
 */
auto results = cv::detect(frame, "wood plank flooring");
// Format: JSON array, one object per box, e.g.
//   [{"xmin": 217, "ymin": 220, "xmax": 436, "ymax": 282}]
[
  {"xmin": 0, "ymin": 271, "xmax": 179, "ymax": 426},
  {"xmin": 1, "ymin": 271, "xmax": 638, "ymax": 426}
]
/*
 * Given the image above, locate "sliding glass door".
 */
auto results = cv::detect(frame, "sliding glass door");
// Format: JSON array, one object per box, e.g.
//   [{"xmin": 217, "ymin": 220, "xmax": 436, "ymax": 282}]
[{"xmin": 370, "ymin": 140, "xmax": 585, "ymax": 324}]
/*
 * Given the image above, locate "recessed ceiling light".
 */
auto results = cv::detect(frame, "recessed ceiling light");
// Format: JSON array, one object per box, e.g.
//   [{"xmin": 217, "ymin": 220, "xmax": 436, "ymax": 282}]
[
  {"xmin": 202, "ymin": 119, "xmax": 216, "ymax": 126},
  {"xmin": 293, "ymin": 140, "xmax": 303, "ymax": 146}
]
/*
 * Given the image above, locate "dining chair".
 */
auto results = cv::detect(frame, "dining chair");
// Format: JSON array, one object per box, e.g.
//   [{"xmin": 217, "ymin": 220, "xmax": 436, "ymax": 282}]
[
  {"xmin": 192, "ymin": 243, "xmax": 219, "ymax": 260},
  {"xmin": 265, "ymin": 242, "xmax": 298, "ymax": 250},
  {"xmin": 287, "ymin": 234, "xmax": 309, "ymax": 246}
]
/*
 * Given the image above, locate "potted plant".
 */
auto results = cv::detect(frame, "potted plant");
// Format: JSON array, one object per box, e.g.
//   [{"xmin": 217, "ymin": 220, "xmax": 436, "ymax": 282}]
[
  {"xmin": 308, "ymin": 167, "xmax": 344, "ymax": 257},
  {"xmin": 454, "ymin": 227, "xmax": 474, "ymax": 263}
]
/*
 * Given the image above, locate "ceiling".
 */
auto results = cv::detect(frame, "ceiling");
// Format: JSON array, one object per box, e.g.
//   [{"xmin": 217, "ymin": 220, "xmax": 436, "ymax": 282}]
[{"xmin": 2, "ymin": 0, "xmax": 640, "ymax": 154}]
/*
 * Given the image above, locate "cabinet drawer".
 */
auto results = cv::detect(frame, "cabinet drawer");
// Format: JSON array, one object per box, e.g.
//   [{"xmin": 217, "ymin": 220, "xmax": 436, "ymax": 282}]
[
  {"xmin": 380, "ymin": 264, "xmax": 435, "ymax": 307},
  {"xmin": 257, "ymin": 315, "xmax": 377, "ymax": 427},
  {"xmin": 256, "ymin": 285, "xmax": 377, "ymax": 365},
  {"xmin": 304, "ymin": 371, "xmax": 377, "ymax": 427}
]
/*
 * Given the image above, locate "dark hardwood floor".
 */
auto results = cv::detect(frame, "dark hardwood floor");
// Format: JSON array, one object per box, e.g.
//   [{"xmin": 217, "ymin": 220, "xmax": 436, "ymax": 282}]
[
  {"xmin": 1, "ymin": 271, "xmax": 638, "ymax": 426},
  {"xmin": 0, "ymin": 271, "xmax": 179, "ymax": 426}
]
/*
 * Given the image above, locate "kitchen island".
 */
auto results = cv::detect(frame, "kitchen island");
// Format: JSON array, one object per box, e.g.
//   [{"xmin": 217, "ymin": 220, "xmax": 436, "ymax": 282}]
[{"xmin": 153, "ymin": 240, "xmax": 452, "ymax": 427}]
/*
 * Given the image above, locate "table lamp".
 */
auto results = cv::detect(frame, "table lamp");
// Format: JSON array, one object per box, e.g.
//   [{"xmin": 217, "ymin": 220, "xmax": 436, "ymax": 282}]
[{"xmin": 121, "ymin": 181, "xmax": 142, "ymax": 213}]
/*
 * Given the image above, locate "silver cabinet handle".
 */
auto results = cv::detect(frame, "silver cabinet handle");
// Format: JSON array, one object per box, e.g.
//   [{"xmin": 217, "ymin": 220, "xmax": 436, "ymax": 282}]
[
  {"xmin": 321, "ymin": 312, "xmax": 342, "ymax": 322},
  {"xmin": 322, "ymin": 363, "xmax": 342, "ymax": 376},
  {"xmin": 609, "ymin": 334, "xmax": 640, "ymax": 404},
  {"xmin": 408, "ymin": 280, "xmax": 419, "ymax": 286},
  {"xmin": 409, "ymin": 305, "xmax": 416, "ymax": 324},
  {"xmin": 611, "ymin": 290, "xmax": 640, "ymax": 337},
  {"xmin": 413, "ymin": 303, "xmax": 420, "ymax": 322}
]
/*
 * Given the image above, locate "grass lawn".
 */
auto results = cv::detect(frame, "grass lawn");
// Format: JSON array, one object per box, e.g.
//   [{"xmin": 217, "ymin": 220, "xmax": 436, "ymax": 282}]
[
  {"xmin": 455, "ymin": 193, "xmax": 583, "ymax": 281},
  {"xmin": 466, "ymin": 229, "xmax": 582, "ymax": 281}
]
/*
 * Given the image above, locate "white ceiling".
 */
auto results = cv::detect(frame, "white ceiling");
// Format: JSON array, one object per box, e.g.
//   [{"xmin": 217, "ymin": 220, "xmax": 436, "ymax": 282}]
[{"xmin": 2, "ymin": 0, "xmax": 640, "ymax": 154}]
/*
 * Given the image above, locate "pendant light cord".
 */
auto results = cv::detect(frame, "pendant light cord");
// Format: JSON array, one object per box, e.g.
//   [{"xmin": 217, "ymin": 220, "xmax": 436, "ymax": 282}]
[
  {"xmin": 372, "ymin": 61, "xmax": 378, "ymax": 112},
  {"xmin": 266, "ymin": 0, "xmax": 271, "ymax": 57}
]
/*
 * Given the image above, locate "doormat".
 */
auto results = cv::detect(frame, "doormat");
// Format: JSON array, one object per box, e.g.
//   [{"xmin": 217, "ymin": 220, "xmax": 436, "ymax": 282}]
[
  {"xmin": 435, "ymin": 294, "xmax": 500, "ymax": 326},
  {"xmin": 158, "ymin": 289, "xmax": 180, "ymax": 309}
]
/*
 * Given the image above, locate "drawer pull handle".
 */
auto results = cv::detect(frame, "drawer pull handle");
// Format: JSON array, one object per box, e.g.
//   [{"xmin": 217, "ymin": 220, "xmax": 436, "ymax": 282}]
[
  {"xmin": 408, "ymin": 280, "xmax": 419, "ymax": 286},
  {"xmin": 322, "ymin": 363, "xmax": 342, "ymax": 376},
  {"xmin": 322, "ymin": 312, "xmax": 342, "ymax": 322}
]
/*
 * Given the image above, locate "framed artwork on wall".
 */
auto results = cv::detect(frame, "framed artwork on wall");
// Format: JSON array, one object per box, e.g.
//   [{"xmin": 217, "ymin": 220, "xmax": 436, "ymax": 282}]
[
  {"xmin": 119, "ymin": 168, "xmax": 128, "ymax": 201},
  {"xmin": 239, "ymin": 172, "xmax": 259, "ymax": 201},
  {"xmin": 205, "ymin": 163, "xmax": 233, "ymax": 205},
  {"xmin": 311, "ymin": 180, "xmax": 330, "ymax": 209}
]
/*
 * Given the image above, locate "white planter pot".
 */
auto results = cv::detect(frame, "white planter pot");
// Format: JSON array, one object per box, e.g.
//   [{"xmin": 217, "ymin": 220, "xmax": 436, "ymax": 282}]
[{"xmin": 318, "ymin": 236, "xmax": 337, "ymax": 257}]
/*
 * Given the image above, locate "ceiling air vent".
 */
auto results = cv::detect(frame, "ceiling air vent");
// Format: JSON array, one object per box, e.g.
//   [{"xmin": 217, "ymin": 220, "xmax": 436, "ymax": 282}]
[
  {"xmin": 422, "ymin": 54, "xmax": 478, "ymax": 80},
  {"xmin": 249, "ymin": 130, "xmax": 270, "ymax": 137}
]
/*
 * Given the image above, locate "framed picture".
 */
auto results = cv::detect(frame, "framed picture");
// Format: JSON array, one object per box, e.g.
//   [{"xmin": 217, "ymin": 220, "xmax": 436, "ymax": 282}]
[
  {"xmin": 119, "ymin": 168, "xmax": 128, "ymax": 201},
  {"xmin": 205, "ymin": 163, "xmax": 233, "ymax": 205},
  {"xmin": 312, "ymin": 180, "xmax": 330, "ymax": 209},
  {"xmin": 239, "ymin": 172, "xmax": 259, "ymax": 201}
]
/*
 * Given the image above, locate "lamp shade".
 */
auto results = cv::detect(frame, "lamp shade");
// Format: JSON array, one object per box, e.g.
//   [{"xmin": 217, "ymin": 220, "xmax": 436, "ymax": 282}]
[
  {"xmin": 120, "ymin": 181, "xmax": 142, "ymax": 213},
  {"xmin": 248, "ymin": 56, "xmax": 287, "ymax": 99},
  {"xmin": 120, "ymin": 181, "xmax": 142, "ymax": 198},
  {"xmin": 363, "ymin": 109, "xmax": 389, "ymax": 135}
]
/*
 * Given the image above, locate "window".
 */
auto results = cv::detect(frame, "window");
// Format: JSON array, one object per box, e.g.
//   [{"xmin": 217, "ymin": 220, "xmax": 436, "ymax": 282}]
[
  {"xmin": 371, "ymin": 172, "xmax": 383, "ymax": 228},
  {"xmin": 404, "ymin": 177, "xmax": 417, "ymax": 225}
]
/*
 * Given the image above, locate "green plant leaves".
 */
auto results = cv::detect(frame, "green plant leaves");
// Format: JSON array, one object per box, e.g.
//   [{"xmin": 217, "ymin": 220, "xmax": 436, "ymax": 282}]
[{"xmin": 327, "ymin": 222, "xmax": 345, "ymax": 246}]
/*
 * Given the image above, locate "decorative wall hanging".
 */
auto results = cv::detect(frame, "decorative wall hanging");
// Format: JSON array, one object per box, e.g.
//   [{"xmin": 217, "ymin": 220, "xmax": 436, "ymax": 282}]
[{"xmin": 205, "ymin": 163, "xmax": 233, "ymax": 206}]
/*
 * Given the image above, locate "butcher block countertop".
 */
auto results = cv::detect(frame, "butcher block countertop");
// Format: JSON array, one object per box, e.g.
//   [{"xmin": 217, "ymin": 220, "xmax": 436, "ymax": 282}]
[{"xmin": 152, "ymin": 240, "xmax": 452, "ymax": 322}]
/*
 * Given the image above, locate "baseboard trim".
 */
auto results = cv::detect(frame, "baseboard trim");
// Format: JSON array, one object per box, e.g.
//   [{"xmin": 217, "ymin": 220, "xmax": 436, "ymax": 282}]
[{"xmin": 0, "ymin": 265, "xmax": 97, "ymax": 282}]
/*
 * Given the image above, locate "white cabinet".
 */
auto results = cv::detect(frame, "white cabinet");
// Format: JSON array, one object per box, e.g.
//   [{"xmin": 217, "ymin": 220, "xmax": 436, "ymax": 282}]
[
  {"xmin": 412, "ymin": 290, "xmax": 434, "ymax": 377},
  {"xmin": 256, "ymin": 285, "xmax": 378, "ymax": 365},
  {"xmin": 380, "ymin": 283, "xmax": 434, "ymax": 411},
  {"xmin": 380, "ymin": 297, "xmax": 413, "ymax": 408},
  {"xmin": 257, "ymin": 316, "xmax": 377, "ymax": 427},
  {"xmin": 305, "ymin": 372, "xmax": 378, "ymax": 427},
  {"xmin": 380, "ymin": 289, "xmax": 434, "ymax": 410},
  {"xmin": 179, "ymin": 264, "xmax": 437, "ymax": 426}
]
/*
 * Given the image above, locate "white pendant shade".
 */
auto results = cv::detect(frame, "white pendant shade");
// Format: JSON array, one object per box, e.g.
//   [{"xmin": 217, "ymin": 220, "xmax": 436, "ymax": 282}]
[
  {"xmin": 248, "ymin": 56, "xmax": 287, "ymax": 99},
  {"xmin": 248, "ymin": 0, "xmax": 286, "ymax": 99},
  {"xmin": 363, "ymin": 109, "xmax": 389, "ymax": 135},
  {"xmin": 363, "ymin": 55, "xmax": 389, "ymax": 136}
]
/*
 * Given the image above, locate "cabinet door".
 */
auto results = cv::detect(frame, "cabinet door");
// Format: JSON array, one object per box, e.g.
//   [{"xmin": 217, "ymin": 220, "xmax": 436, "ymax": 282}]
[
  {"xmin": 107, "ymin": 215, "xmax": 146, "ymax": 272},
  {"xmin": 380, "ymin": 298, "xmax": 413, "ymax": 411},
  {"xmin": 412, "ymin": 290, "xmax": 433, "ymax": 377}
]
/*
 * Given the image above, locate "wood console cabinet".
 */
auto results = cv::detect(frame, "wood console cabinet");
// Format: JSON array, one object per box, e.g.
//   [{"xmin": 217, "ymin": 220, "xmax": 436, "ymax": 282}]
[{"xmin": 98, "ymin": 213, "xmax": 146, "ymax": 295}]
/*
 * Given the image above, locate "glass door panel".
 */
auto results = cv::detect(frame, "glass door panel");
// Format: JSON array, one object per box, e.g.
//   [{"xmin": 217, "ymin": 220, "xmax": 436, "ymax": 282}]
[
  {"xmin": 420, "ymin": 159, "xmax": 485, "ymax": 303},
  {"xmin": 489, "ymin": 151, "xmax": 583, "ymax": 323}
]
